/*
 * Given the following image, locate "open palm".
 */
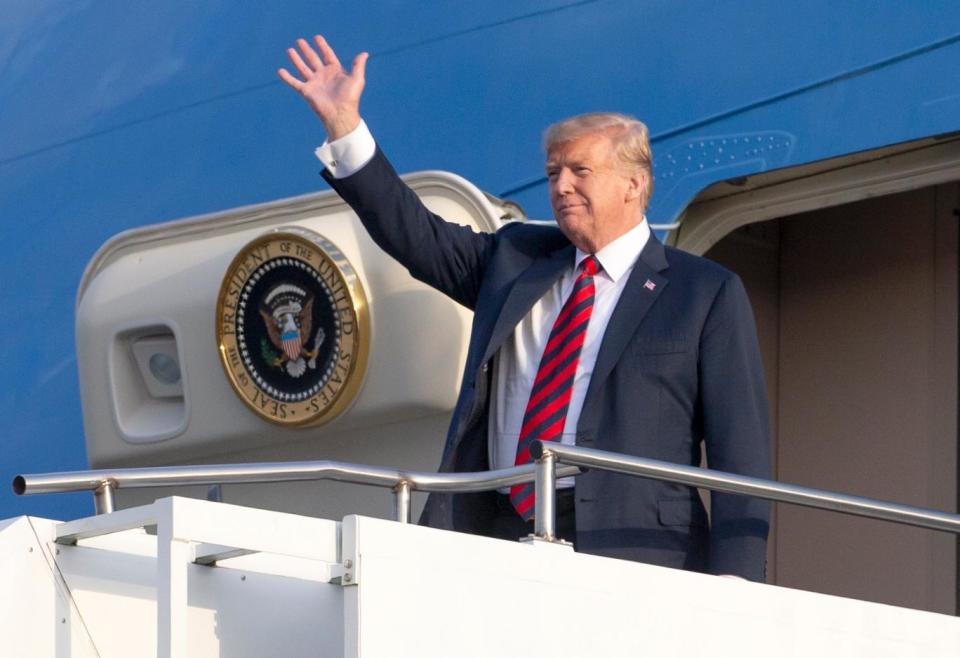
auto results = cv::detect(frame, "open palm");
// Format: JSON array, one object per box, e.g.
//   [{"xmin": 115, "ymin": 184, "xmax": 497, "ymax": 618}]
[{"xmin": 278, "ymin": 35, "xmax": 368, "ymax": 140}]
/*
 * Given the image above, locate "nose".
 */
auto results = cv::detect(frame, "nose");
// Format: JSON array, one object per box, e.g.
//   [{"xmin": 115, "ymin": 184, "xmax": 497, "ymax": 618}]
[{"xmin": 552, "ymin": 167, "xmax": 574, "ymax": 195}]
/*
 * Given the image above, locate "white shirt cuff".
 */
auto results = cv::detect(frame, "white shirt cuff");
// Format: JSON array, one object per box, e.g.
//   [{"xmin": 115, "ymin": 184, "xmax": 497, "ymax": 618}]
[{"xmin": 314, "ymin": 120, "xmax": 376, "ymax": 178}]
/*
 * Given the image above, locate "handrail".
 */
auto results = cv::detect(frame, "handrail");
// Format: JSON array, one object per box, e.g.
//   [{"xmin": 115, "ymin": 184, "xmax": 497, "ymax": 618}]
[
  {"xmin": 529, "ymin": 442, "xmax": 960, "ymax": 540},
  {"xmin": 13, "ymin": 444, "xmax": 960, "ymax": 540},
  {"xmin": 12, "ymin": 459, "xmax": 582, "ymax": 519}
]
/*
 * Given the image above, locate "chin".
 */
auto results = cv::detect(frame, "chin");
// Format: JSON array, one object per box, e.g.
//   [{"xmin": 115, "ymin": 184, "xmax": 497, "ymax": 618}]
[
  {"xmin": 560, "ymin": 230, "xmax": 595, "ymax": 253},
  {"xmin": 555, "ymin": 220, "xmax": 578, "ymax": 240}
]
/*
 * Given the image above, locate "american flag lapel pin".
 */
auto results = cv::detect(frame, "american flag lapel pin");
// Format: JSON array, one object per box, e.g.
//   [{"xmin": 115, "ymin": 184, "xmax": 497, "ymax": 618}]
[{"xmin": 644, "ymin": 279, "xmax": 657, "ymax": 291}]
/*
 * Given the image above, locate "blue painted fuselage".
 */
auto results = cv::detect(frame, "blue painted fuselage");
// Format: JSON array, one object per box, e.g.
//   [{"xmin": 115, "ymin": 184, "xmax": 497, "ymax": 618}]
[{"xmin": 2, "ymin": 1, "xmax": 959, "ymax": 520}]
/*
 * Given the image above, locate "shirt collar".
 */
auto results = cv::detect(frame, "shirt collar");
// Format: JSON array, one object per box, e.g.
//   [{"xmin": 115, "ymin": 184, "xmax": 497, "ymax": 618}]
[{"xmin": 574, "ymin": 219, "xmax": 651, "ymax": 283}]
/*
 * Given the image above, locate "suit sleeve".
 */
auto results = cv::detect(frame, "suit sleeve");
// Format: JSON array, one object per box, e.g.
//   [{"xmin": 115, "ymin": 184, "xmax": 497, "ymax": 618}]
[
  {"xmin": 322, "ymin": 146, "xmax": 495, "ymax": 310},
  {"xmin": 699, "ymin": 273, "xmax": 772, "ymax": 581}
]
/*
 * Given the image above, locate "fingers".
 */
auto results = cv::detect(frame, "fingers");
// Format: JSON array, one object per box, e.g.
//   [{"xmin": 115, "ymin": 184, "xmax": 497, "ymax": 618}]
[
  {"xmin": 352, "ymin": 52, "xmax": 369, "ymax": 83},
  {"xmin": 279, "ymin": 35, "xmax": 361, "ymax": 95},
  {"xmin": 297, "ymin": 37, "xmax": 325, "ymax": 72},
  {"xmin": 313, "ymin": 35, "xmax": 342, "ymax": 69},
  {"xmin": 277, "ymin": 67, "xmax": 303, "ymax": 91},
  {"xmin": 286, "ymin": 47, "xmax": 314, "ymax": 80}
]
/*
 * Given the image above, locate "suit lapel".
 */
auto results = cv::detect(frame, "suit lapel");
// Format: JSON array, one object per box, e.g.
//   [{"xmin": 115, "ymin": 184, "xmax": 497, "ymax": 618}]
[
  {"xmin": 481, "ymin": 244, "xmax": 575, "ymax": 364},
  {"xmin": 582, "ymin": 236, "xmax": 670, "ymax": 407}
]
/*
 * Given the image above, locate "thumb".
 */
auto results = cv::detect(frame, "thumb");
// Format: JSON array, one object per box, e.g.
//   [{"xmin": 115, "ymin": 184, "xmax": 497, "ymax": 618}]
[{"xmin": 352, "ymin": 52, "xmax": 369, "ymax": 83}]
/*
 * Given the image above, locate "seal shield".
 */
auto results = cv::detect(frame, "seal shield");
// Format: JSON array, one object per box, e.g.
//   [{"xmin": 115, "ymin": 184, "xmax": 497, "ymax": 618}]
[{"xmin": 216, "ymin": 228, "xmax": 369, "ymax": 426}]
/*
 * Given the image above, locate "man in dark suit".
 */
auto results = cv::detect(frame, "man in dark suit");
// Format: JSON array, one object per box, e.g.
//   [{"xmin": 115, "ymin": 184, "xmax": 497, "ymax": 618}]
[{"xmin": 279, "ymin": 35, "xmax": 771, "ymax": 581}]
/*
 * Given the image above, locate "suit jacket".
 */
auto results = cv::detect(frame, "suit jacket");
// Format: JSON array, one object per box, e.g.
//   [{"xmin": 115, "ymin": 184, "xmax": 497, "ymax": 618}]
[{"xmin": 324, "ymin": 148, "xmax": 771, "ymax": 581}]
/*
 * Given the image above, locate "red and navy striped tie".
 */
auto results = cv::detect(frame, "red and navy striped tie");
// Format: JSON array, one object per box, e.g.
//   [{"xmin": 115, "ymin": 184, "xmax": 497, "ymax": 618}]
[{"xmin": 510, "ymin": 255, "xmax": 600, "ymax": 520}]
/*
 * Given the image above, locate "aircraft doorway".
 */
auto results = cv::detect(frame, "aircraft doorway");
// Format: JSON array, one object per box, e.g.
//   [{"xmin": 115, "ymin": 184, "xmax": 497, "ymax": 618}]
[{"xmin": 703, "ymin": 182, "xmax": 959, "ymax": 614}]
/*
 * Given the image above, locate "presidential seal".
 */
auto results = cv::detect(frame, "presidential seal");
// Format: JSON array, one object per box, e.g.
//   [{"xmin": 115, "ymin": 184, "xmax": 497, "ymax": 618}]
[{"xmin": 216, "ymin": 228, "xmax": 369, "ymax": 426}]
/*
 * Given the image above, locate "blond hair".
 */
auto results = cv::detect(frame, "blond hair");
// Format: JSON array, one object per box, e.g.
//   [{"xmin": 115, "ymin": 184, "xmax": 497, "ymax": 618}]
[{"xmin": 543, "ymin": 112, "xmax": 654, "ymax": 210}]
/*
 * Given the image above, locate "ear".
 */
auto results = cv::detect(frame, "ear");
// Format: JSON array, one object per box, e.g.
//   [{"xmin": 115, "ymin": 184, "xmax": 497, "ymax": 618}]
[{"xmin": 624, "ymin": 170, "xmax": 647, "ymax": 203}]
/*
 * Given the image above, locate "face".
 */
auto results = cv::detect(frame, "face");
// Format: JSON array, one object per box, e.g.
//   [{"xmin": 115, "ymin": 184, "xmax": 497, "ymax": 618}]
[{"xmin": 546, "ymin": 131, "xmax": 646, "ymax": 253}]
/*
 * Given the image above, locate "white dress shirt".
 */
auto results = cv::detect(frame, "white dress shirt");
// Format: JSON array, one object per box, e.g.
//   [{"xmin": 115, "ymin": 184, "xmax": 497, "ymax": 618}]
[
  {"xmin": 488, "ymin": 224, "xmax": 649, "ymax": 488},
  {"xmin": 315, "ymin": 123, "xmax": 651, "ymax": 490},
  {"xmin": 314, "ymin": 120, "xmax": 377, "ymax": 176}
]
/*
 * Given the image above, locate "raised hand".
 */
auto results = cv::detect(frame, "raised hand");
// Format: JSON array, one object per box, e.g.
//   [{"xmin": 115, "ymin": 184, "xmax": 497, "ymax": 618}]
[{"xmin": 278, "ymin": 35, "xmax": 369, "ymax": 140}]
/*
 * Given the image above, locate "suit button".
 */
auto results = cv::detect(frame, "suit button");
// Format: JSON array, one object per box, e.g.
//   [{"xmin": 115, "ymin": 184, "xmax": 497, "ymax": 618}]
[{"xmin": 481, "ymin": 362, "xmax": 489, "ymax": 374}]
